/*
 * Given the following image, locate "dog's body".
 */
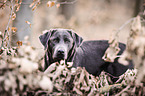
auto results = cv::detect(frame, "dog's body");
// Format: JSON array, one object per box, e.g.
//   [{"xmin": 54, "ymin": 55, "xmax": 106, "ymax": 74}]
[
  {"xmin": 73, "ymin": 40, "xmax": 133, "ymax": 77},
  {"xmin": 39, "ymin": 29, "xmax": 133, "ymax": 81}
]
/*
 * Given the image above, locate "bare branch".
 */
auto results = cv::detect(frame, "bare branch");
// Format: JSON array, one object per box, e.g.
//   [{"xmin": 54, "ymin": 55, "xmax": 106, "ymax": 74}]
[
  {"xmin": 19, "ymin": 0, "xmax": 77, "ymax": 5},
  {"xmin": 58, "ymin": 0, "xmax": 77, "ymax": 5},
  {"xmin": 116, "ymin": 17, "xmax": 135, "ymax": 35},
  {"xmin": 0, "ymin": 0, "xmax": 14, "ymax": 49}
]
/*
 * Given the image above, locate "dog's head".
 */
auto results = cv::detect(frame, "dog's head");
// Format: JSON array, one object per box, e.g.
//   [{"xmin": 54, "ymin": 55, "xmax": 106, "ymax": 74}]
[{"xmin": 39, "ymin": 29, "xmax": 83, "ymax": 65}]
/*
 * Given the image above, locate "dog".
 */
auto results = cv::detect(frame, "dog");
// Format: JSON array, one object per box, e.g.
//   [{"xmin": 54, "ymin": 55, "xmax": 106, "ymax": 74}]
[{"xmin": 39, "ymin": 29, "xmax": 134, "ymax": 81}]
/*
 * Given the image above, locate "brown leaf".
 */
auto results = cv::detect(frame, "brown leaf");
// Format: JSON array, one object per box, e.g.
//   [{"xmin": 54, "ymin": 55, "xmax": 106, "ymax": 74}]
[
  {"xmin": 0, "ymin": 0, "xmax": 6, "ymax": 9},
  {"xmin": 0, "ymin": 48, "xmax": 4, "ymax": 55},
  {"xmin": 8, "ymin": 27, "xmax": 10, "ymax": 31},
  {"xmin": 15, "ymin": 4, "xmax": 20, "ymax": 12},
  {"xmin": 98, "ymin": 84, "xmax": 122, "ymax": 94},
  {"xmin": 4, "ymin": 0, "xmax": 7, "ymax": 3},
  {"xmin": 15, "ymin": 0, "xmax": 22, "ymax": 12},
  {"xmin": 37, "ymin": 1, "xmax": 41, "ymax": 5},
  {"xmin": 47, "ymin": 1, "xmax": 55, "ymax": 7},
  {"xmin": 30, "ymin": 0, "xmax": 41, "ymax": 11},
  {"xmin": 29, "ymin": 0, "xmax": 37, "ymax": 7},
  {"xmin": 19, "ymin": 0, "xmax": 22, "ymax": 4},
  {"xmin": 0, "ymin": 3, "xmax": 5, "ymax": 9},
  {"xmin": 29, "ymin": 2, "xmax": 35, "ymax": 8},
  {"xmin": 15, "ymin": 0, "xmax": 18, "ymax": 3},
  {"xmin": 12, "ymin": 12, "xmax": 16, "ymax": 20},
  {"xmin": 56, "ymin": 4, "xmax": 60, "ymax": 8},
  {"xmin": 11, "ymin": 27, "xmax": 17, "ymax": 32},
  {"xmin": 0, "ymin": 31, "xmax": 2, "ymax": 36},
  {"xmin": 17, "ymin": 41, "xmax": 22, "ymax": 48},
  {"xmin": 32, "ymin": 4, "xmax": 37, "ymax": 11},
  {"xmin": 25, "ymin": 21, "xmax": 31, "ymax": 28}
]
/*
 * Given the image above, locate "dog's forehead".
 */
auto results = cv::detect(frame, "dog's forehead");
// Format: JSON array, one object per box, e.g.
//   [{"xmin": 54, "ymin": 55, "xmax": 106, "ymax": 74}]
[{"xmin": 52, "ymin": 29, "xmax": 71, "ymax": 37}]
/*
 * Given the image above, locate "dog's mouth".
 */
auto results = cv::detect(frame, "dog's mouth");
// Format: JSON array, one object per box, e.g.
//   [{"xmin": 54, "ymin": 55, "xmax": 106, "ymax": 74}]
[
  {"xmin": 54, "ymin": 53, "xmax": 65, "ymax": 61},
  {"xmin": 57, "ymin": 54, "xmax": 64, "ymax": 59}
]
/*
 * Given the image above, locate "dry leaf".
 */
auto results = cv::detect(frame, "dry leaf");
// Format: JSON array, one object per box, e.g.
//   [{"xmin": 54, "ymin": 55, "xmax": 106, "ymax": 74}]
[
  {"xmin": 8, "ymin": 27, "xmax": 10, "ymax": 31},
  {"xmin": 15, "ymin": 4, "xmax": 20, "ymax": 12},
  {"xmin": 0, "ymin": 48, "xmax": 4, "ymax": 55},
  {"xmin": 32, "ymin": 4, "xmax": 37, "ymax": 11},
  {"xmin": 102, "ymin": 32, "xmax": 120, "ymax": 62},
  {"xmin": 25, "ymin": 21, "xmax": 31, "ymax": 28},
  {"xmin": 30, "ymin": 0, "xmax": 40, "ymax": 11},
  {"xmin": 11, "ymin": 27, "xmax": 17, "ymax": 32},
  {"xmin": 15, "ymin": 0, "xmax": 22, "ymax": 12},
  {"xmin": 0, "ymin": 3, "xmax": 5, "ymax": 9},
  {"xmin": 0, "ymin": 31, "xmax": 2, "ymax": 35},
  {"xmin": 47, "ymin": 1, "xmax": 55, "ymax": 7},
  {"xmin": 98, "ymin": 84, "xmax": 122, "ymax": 94},
  {"xmin": 39, "ymin": 76, "xmax": 53, "ymax": 92},
  {"xmin": 119, "ymin": 16, "xmax": 142, "ymax": 66},
  {"xmin": 118, "ymin": 16, "xmax": 145, "ymax": 85},
  {"xmin": 0, "ymin": 0, "xmax": 7, "ymax": 9},
  {"xmin": 12, "ymin": 12, "xmax": 16, "ymax": 20},
  {"xmin": 4, "ymin": 0, "xmax": 7, "ymax": 3},
  {"xmin": 29, "ymin": 2, "xmax": 35, "ymax": 8},
  {"xmin": 25, "ymin": 21, "xmax": 31, "ymax": 25},
  {"xmin": 37, "ymin": 1, "xmax": 41, "ymax": 5},
  {"xmin": 56, "ymin": 4, "xmax": 60, "ymax": 8},
  {"xmin": 19, "ymin": 0, "xmax": 22, "ymax": 4},
  {"xmin": 17, "ymin": 41, "xmax": 23, "ymax": 48},
  {"xmin": 15, "ymin": 0, "xmax": 18, "ymax": 3},
  {"xmin": 30, "ymin": 0, "xmax": 37, "ymax": 8}
]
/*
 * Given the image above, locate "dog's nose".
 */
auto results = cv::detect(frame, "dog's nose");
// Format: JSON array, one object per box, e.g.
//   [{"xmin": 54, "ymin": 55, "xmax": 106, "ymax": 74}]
[{"xmin": 58, "ymin": 49, "xmax": 64, "ymax": 54}]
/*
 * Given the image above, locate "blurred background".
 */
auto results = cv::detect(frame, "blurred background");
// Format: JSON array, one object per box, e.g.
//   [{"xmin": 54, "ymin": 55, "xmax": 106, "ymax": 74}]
[{"xmin": 0, "ymin": 0, "xmax": 144, "ymax": 49}]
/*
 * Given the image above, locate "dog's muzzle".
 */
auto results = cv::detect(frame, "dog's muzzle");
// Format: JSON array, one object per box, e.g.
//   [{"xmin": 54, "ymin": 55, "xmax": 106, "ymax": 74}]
[
  {"xmin": 56, "ymin": 49, "xmax": 65, "ymax": 59},
  {"xmin": 53, "ymin": 46, "xmax": 68, "ymax": 60}
]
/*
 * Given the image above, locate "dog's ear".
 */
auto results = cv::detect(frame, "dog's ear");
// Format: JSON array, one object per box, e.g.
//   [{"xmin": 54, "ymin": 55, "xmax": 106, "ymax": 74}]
[
  {"xmin": 39, "ymin": 29, "xmax": 56, "ymax": 49},
  {"xmin": 39, "ymin": 29, "xmax": 57, "ymax": 71},
  {"xmin": 39, "ymin": 31, "xmax": 50, "ymax": 49},
  {"xmin": 73, "ymin": 33, "xmax": 83, "ymax": 47},
  {"xmin": 67, "ymin": 30, "xmax": 83, "ymax": 47}
]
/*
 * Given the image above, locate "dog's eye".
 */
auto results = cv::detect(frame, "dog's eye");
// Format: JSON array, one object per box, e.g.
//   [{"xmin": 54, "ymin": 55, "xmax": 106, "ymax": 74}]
[
  {"xmin": 52, "ymin": 38, "xmax": 59, "ymax": 43},
  {"xmin": 64, "ymin": 38, "xmax": 70, "ymax": 43}
]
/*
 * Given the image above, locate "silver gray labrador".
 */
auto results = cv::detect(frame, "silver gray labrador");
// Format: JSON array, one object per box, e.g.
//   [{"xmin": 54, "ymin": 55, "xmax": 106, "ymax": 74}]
[{"xmin": 39, "ymin": 29, "xmax": 133, "ymax": 81}]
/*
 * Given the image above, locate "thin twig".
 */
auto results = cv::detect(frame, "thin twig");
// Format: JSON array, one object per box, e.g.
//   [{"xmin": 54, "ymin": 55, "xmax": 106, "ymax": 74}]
[
  {"xmin": 116, "ymin": 17, "xmax": 135, "ymax": 35},
  {"xmin": 0, "ymin": 0, "xmax": 14, "ymax": 49},
  {"xmin": 58, "ymin": 0, "xmax": 77, "ymax": 5},
  {"xmin": 104, "ymin": 72, "xmax": 119, "ymax": 79},
  {"xmin": 19, "ymin": 0, "xmax": 77, "ymax": 5}
]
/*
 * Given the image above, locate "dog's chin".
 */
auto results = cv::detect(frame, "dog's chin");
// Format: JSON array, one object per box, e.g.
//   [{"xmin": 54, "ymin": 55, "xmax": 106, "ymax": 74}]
[{"xmin": 53, "ymin": 54, "xmax": 65, "ymax": 62}]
